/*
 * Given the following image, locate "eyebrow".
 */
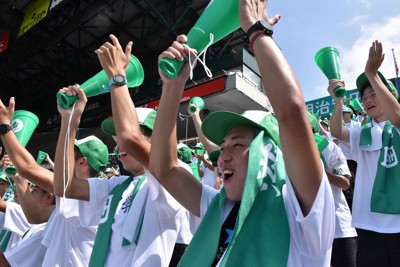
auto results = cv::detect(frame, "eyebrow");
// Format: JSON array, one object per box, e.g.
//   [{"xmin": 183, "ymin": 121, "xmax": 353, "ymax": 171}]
[{"xmin": 222, "ymin": 134, "xmax": 249, "ymax": 145}]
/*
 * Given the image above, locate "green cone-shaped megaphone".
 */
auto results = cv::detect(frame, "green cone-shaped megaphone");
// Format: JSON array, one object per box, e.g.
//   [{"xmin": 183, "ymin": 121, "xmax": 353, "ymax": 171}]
[
  {"xmin": 189, "ymin": 96, "xmax": 204, "ymax": 113},
  {"xmin": 57, "ymin": 54, "xmax": 144, "ymax": 109},
  {"xmin": 5, "ymin": 110, "xmax": 39, "ymax": 175},
  {"xmin": 314, "ymin": 47, "xmax": 346, "ymax": 98},
  {"xmin": 158, "ymin": 0, "xmax": 240, "ymax": 79}
]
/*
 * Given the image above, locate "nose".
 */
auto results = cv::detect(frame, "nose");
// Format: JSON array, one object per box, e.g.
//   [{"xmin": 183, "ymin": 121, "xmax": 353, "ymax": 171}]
[{"xmin": 219, "ymin": 149, "xmax": 232, "ymax": 163}]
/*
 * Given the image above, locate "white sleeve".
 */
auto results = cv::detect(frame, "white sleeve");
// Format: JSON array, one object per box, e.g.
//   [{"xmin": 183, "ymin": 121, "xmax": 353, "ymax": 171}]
[
  {"xmin": 347, "ymin": 125, "xmax": 362, "ymax": 160},
  {"xmin": 79, "ymin": 176, "xmax": 127, "ymax": 226},
  {"xmin": 4, "ymin": 228, "xmax": 47, "ymax": 267},
  {"xmin": 4, "ymin": 202, "xmax": 31, "ymax": 236},
  {"xmin": 145, "ymin": 160, "xmax": 193, "ymax": 217},
  {"xmin": 145, "ymin": 169, "xmax": 185, "ymax": 217},
  {"xmin": 283, "ymin": 171, "xmax": 335, "ymax": 259},
  {"xmin": 323, "ymin": 142, "xmax": 351, "ymax": 176},
  {"xmin": 200, "ymin": 184, "xmax": 219, "ymax": 218}
]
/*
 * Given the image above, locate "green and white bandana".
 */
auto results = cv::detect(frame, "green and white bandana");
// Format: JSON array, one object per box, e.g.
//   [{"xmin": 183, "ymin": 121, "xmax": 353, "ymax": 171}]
[
  {"xmin": 89, "ymin": 175, "xmax": 147, "ymax": 267},
  {"xmin": 178, "ymin": 129, "xmax": 290, "ymax": 267},
  {"xmin": 370, "ymin": 121, "xmax": 400, "ymax": 214}
]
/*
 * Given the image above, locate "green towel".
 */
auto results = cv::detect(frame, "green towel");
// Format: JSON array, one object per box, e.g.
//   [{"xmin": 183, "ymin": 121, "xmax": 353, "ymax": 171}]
[
  {"xmin": 178, "ymin": 129, "xmax": 290, "ymax": 266},
  {"xmin": 371, "ymin": 121, "xmax": 400, "ymax": 214}
]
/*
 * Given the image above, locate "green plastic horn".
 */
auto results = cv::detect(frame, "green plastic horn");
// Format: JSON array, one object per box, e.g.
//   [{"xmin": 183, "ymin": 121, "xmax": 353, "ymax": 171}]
[
  {"xmin": 5, "ymin": 110, "xmax": 39, "ymax": 175},
  {"xmin": 314, "ymin": 47, "xmax": 346, "ymax": 98},
  {"xmin": 158, "ymin": 0, "xmax": 240, "ymax": 79},
  {"xmin": 57, "ymin": 54, "xmax": 144, "ymax": 109}
]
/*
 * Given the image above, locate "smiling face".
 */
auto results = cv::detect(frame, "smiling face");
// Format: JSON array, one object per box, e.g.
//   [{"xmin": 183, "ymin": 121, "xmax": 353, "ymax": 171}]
[
  {"xmin": 361, "ymin": 87, "xmax": 386, "ymax": 122},
  {"xmin": 218, "ymin": 125, "xmax": 255, "ymax": 202}
]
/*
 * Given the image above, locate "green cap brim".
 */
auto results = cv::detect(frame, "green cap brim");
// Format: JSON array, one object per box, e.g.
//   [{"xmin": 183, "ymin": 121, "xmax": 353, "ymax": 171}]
[
  {"xmin": 201, "ymin": 110, "xmax": 280, "ymax": 147},
  {"xmin": 356, "ymin": 71, "xmax": 386, "ymax": 90}
]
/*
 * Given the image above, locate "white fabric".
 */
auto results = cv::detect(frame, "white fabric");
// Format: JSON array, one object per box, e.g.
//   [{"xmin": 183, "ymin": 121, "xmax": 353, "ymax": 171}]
[
  {"xmin": 201, "ymin": 171, "xmax": 335, "ymax": 267},
  {"xmin": 3, "ymin": 202, "xmax": 31, "ymax": 251},
  {"xmin": 4, "ymin": 223, "xmax": 47, "ymax": 267},
  {"xmin": 41, "ymin": 197, "xmax": 97, "ymax": 267},
  {"xmin": 322, "ymin": 141, "xmax": 357, "ymax": 238},
  {"xmin": 201, "ymin": 164, "xmax": 217, "ymax": 188},
  {"xmin": 79, "ymin": 167, "xmax": 191, "ymax": 267},
  {"xmin": 348, "ymin": 120, "xmax": 400, "ymax": 233}
]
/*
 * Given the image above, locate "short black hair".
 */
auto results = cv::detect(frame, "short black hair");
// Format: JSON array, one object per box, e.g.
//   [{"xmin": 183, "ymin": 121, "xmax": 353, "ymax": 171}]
[{"xmin": 359, "ymin": 80, "xmax": 391, "ymax": 99}]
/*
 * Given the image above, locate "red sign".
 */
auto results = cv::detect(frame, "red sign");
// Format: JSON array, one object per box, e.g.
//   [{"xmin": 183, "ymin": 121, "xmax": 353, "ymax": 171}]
[
  {"xmin": 140, "ymin": 76, "xmax": 225, "ymax": 109},
  {"xmin": 0, "ymin": 31, "xmax": 10, "ymax": 53}
]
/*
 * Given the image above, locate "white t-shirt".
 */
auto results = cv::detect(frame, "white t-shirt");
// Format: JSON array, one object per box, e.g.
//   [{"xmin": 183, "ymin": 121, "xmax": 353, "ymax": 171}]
[
  {"xmin": 79, "ymin": 169, "xmax": 191, "ymax": 267},
  {"xmin": 348, "ymin": 120, "xmax": 400, "ymax": 233},
  {"xmin": 322, "ymin": 141, "xmax": 357, "ymax": 239},
  {"xmin": 201, "ymin": 164, "xmax": 217, "ymax": 188},
  {"xmin": 201, "ymin": 172, "xmax": 335, "ymax": 267},
  {"xmin": 41, "ymin": 197, "xmax": 97, "ymax": 267},
  {"xmin": 4, "ymin": 223, "xmax": 47, "ymax": 266},
  {"xmin": 3, "ymin": 202, "xmax": 31, "ymax": 251}
]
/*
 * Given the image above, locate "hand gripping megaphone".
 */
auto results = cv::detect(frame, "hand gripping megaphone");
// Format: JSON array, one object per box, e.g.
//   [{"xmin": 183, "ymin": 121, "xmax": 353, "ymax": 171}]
[
  {"xmin": 57, "ymin": 54, "xmax": 144, "ymax": 109},
  {"xmin": 158, "ymin": 0, "xmax": 240, "ymax": 79},
  {"xmin": 314, "ymin": 47, "xmax": 346, "ymax": 98}
]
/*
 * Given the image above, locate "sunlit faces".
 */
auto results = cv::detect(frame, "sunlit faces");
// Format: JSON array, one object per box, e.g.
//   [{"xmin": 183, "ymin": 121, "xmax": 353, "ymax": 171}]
[
  {"xmin": 361, "ymin": 87, "xmax": 385, "ymax": 122},
  {"xmin": 218, "ymin": 125, "xmax": 255, "ymax": 202}
]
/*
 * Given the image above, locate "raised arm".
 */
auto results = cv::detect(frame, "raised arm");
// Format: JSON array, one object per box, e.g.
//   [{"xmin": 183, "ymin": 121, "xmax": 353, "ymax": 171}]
[
  {"xmin": 240, "ymin": 0, "xmax": 321, "ymax": 214},
  {"xmin": 148, "ymin": 35, "xmax": 203, "ymax": 216},
  {"xmin": 364, "ymin": 40, "xmax": 400, "ymax": 128},
  {"xmin": 328, "ymin": 80, "xmax": 350, "ymax": 142},
  {"xmin": 188, "ymin": 107, "xmax": 220, "ymax": 154},
  {"xmin": 95, "ymin": 35, "xmax": 151, "ymax": 167},
  {"xmin": 53, "ymin": 85, "xmax": 90, "ymax": 200},
  {"xmin": 0, "ymin": 98, "xmax": 54, "ymax": 193}
]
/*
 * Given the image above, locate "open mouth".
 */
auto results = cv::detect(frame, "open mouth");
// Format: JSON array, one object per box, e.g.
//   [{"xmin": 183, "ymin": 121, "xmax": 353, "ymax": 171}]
[{"xmin": 222, "ymin": 170, "xmax": 234, "ymax": 181}]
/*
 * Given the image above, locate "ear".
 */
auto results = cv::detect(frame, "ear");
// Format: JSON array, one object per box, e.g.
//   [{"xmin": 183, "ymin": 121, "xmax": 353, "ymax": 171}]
[
  {"xmin": 79, "ymin": 157, "xmax": 89, "ymax": 166},
  {"xmin": 44, "ymin": 192, "xmax": 55, "ymax": 206}
]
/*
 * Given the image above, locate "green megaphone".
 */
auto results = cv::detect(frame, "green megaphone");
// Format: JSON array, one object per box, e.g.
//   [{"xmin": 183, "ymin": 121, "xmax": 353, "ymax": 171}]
[
  {"xmin": 314, "ymin": 47, "xmax": 346, "ymax": 98},
  {"xmin": 188, "ymin": 96, "xmax": 204, "ymax": 113},
  {"xmin": 158, "ymin": 0, "xmax": 240, "ymax": 79},
  {"xmin": 57, "ymin": 54, "xmax": 144, "ymax": 109},
  {"xmin": 5, "ymin": 110, "xmax": 39, "ymax": 175}
]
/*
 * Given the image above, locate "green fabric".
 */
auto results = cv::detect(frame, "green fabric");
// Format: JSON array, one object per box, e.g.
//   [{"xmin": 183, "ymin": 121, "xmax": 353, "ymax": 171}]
[
  {"xmin": 89, "ymin": 176, "xmax": 134, "ymax": 267},
  {"xmin": 314, "ymin": 134, "xmax": 329, "ymax": 155},
  {"xmin": 371, "ymin": 121, "xmax": 400, "ymax": 214},
  {"xmin": 178, "ymin": 130, "xmax": 290, "ymax": 267},
  {"xmin": 314, "ymin": 134, "xmax": 329, "ymax": 168},
  {"xmin": 188, "ymin": 162, "xmax": 201, "ymax": 181},
  {"xmin": 0, "ymin": 230, "xmax": 12, "ymax": 252},
  {"xmin": 359, "ymin": 122, "xmax": 373, "ymax": 147}
]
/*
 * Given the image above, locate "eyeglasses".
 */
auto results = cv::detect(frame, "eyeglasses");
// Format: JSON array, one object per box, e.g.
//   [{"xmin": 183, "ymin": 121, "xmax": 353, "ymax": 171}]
[{"xmin": 117, "ymin": 153, "xmax": 128, "ymax": 159}]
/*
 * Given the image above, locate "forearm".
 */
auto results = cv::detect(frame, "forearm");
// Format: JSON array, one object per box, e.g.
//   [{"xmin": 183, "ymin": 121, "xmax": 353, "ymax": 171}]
[
  {"xmin": 367, "ymin": 73, "xmax": 400, "ymax": 126},
  {"xmin": 0, "ymin": 133, "xmax": 53, "ymax": 192},
  {"xmin": 53, "ymin": 119, "xmax": 78, "ymax": 197},
  {"xmin": 110, "ymin": 85, "xmax": 151, "ymax": 167},
  {"xmin": 331, "ymin": 101, "xmax": 350, "ymax": 141},
  {"xmin": 150, "ymin": 84, "xmax": 183, "ymax": 177},
  {"xmin": 326, "ymin": 172, "xmax": 351, "ymax": 190},
  {"xmin": 253, "ymin": 35, "xmax": 321, "ymax": 214},
  {"xmin": 191, "ymin": 113, "xmax": 219, "ymax": 154}
]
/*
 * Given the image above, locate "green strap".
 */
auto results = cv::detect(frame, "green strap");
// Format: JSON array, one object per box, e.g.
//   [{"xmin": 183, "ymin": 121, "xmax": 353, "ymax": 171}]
[
  {"xmin": 88, "ymin": 176, "xmax": 134, "ymax": 267},
  {"xmin": 0, "ymin": 230, "xmax": 12, "ymax": 252}
]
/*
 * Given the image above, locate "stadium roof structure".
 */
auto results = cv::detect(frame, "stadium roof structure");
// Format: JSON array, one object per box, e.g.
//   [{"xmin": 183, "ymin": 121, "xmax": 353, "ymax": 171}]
[{"xmin": 0, "ymin": 0, "xmax": 249, "ymax": 132}]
